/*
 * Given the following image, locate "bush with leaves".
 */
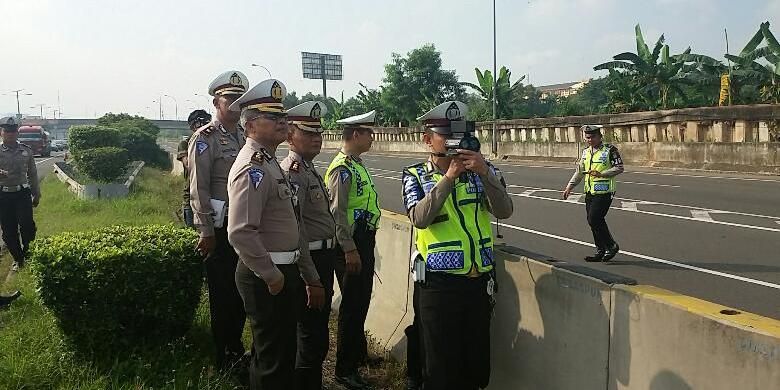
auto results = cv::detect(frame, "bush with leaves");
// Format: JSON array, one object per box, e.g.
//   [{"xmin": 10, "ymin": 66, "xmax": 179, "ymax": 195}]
[
  {"xmin": 72, "ymin": 146, "xmax": 130, "ymax": 182},
  {"xmin": 67, "ymin": 125, "xmax": 123, "ymax": 154},
  {"xmin": 29, "ymin": 225, "xmax": 202, "ymax": 356}
]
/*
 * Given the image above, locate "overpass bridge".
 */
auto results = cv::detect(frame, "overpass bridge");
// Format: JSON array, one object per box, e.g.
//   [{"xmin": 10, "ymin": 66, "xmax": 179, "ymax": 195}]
[{"xmin": 21, "ymin": 118, "xmax": 190, "ymax": 140}]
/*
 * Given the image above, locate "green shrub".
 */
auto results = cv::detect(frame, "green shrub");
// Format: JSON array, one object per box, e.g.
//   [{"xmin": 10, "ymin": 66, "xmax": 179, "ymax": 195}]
[
  {"xmin": 67, "ymin": 125, "xmax": 123, "ymax": 154},
  {"xmin": 73, "ymin": 146, "xmax": 130, "ymax": 182},
  {"xmin": 29, "ymin": 225, "xmax": 202, "ymax": 357},
  {"xmin": 118, "ymin": 127, "xmax": 172, "ymax": 170}
]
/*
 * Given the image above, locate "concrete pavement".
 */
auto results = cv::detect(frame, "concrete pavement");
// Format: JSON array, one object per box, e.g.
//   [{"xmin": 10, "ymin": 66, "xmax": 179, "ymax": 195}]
[{"xmin": 289, "ymin": 146, "xmax": 780, "ymax": 320}]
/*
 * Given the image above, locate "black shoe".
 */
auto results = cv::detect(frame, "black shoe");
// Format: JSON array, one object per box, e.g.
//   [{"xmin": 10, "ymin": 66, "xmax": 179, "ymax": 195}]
[
  {"xmin": 602, "ymin": 244, "xmax": 620, "ymax": 262},
  {"xmin": 0, "ymin": 291, "xmax": 21, "ymax": 308},
  {"xmin": 584, "ymin": 250, "xmax": 605, "ymax": 262},
  {"xmin": 335, "ymin": 373, "xmax": 369, "ymax": 389}
]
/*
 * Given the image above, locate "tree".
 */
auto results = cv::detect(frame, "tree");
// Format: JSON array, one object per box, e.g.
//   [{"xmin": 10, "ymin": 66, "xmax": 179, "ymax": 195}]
[
  {"xmin": 283, "ymin": 91, "xmax": 300, "ymax": 108},
  {"xmin": 595, "ymin": 24, "xmax": 693, "ymax": 110},
  {"xmin": 725, "ymin": 22, "xmax": 780, "ymax": 104},
  {"xmin": 461, "ymin": 66, "xmax": 526, "ymax": 119},
  {"xmin": 380, "ymin": 44, "xmax": 465, "ymax": 126}
]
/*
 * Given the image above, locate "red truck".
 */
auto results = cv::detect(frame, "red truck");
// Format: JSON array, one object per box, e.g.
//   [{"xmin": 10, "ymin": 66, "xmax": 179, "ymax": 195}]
[{"xmin": 18, "ymin": 125, "xmax": 51, "ymax": 157}]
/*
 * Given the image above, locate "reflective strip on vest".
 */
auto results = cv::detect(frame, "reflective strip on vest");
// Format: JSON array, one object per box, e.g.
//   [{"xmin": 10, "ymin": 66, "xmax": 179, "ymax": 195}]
[
  {"xmin": 326, "ymin": 151, "xmax": 382, "ymax": 229},
  {"xmin": 407, "ymin": 166, "xmax": 495, "ymax": 275},
  {"xmin": 583, "ymin": 145, "xmax": 616, "ymax": 195}
]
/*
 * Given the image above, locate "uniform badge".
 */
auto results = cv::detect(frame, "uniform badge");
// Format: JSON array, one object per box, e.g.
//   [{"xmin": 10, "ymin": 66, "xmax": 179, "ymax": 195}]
[
  {"xmin": 290, "ymin": 181, "xmax": 300, "ymax": 195},
  {"xmin": 219, "ymin": 137, "xmax": 228, "ymax": 145},
  {"xmin": 230, "ymin": 72, "xmax": 243, "ymax": 86},
  {"xmin": 248, "ymin": 168, "xmax": 264, "ymax": 189},
  {"xmin": 290, "ymin": 160, "xmax": 301, "ymax": 173},
  {"xmin": 310, "ymin": 103, "xmax": 321, "ymax": 119},
  {"xmin": 251, "ymin": 152, "xmax": 264, "ymax": 165},
  {"xmin": 445, "ymin": 102, "xmax": 461, "ymax": 120},
  {"xmin": 196, "ymin": 140, "xmax": 209, "ymax": 155},
  {"xmin": 339, "ymin": 169, "xmax": 350, "ymax": 183},
  {"xmin": 202, "ymin": 126, "xmax": 214, "ymax": 136},
  {"xmin": 271, "ymin": 81, "xmax": 283, "ymax": 100},
  {"xmin": 261, "ymin": 149, "xmax": 273, "ymax": 161}
]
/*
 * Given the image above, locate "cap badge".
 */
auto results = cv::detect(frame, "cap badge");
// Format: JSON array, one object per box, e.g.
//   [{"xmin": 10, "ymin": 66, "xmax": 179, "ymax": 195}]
[
  {"xmin": 445, "ymin": 102, "xmax": 460, "ymax": 120},
  {"xmin": 230, "ymin": 72, "xmax": 242, "ymax": 86},
  {"xmin": 271, "ymin": 81, "xmax": 283, "ymax": 100},
  {"xmin": 310, "ymin": 103, "xmax": 322, "ymax": 119}
]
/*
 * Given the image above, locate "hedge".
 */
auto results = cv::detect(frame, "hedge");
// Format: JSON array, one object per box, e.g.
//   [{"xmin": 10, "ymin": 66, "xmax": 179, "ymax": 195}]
[
  {"xmin": 67, "ymin": 125, "xmax": 123, "ymax": 154},
  {"xmin": 73, "ymin": 146, "xmax": 130, "ymax": 182},
  {"xmin": 29, "ymin": 225, "xmax": 202, "ymax": 356}
]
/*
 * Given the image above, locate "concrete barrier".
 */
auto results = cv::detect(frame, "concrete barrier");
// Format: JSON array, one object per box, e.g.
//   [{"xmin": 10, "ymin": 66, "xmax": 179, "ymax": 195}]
[
  {"xmin": 359, "ymin": 210, "xmax": 780, "ymax": 389},
  {"xmin": 609, "ymin": 285, "xmax": 780, "ymax": 390},
  {"xmin": 53, "ymin": 161, "xmax": 144, "ymax": 199}
]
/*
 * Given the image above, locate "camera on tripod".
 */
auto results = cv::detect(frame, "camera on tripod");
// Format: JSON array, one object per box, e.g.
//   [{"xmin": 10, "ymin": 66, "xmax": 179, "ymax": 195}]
[{"xmin": 444, "ymin": 120, "xmax": 481, "ymax": 155}]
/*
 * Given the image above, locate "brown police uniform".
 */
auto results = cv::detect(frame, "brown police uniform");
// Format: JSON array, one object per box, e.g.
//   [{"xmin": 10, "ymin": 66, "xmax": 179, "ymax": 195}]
[
  {"xmin": 0, "ymin": 117, "xmax": 39, "ymax": 268},
  {"xmin": 186, "ymin": 70, "xmax": 249, "ymax": 368},
  {"xmin": 280, "ymin": 100, "xmax": 336, "ymax": 390}
]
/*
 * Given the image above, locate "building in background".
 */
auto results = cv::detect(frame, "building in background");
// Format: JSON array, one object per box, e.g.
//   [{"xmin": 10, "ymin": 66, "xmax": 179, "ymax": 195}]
[{"xmin": 537, "ymin": 79, "xmax": 591, "ymax": 99}]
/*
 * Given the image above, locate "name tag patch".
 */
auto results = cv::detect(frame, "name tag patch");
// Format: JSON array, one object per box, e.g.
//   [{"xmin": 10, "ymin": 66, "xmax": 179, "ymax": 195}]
[{"xmin": 593, "ymin": 183, "xmax": 610, "ymax": 192}]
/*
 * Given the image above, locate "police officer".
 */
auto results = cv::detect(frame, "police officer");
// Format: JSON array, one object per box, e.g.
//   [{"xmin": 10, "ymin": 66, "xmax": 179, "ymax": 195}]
[
  {"xmin": 187, "ymin": 71, "xmax": 249, "ymax": 368},
  {"xmin": 401, "ymin": 101, "xmax": 513, "ymax": 390},
  {"xmin": 0, "ymin": 116, "xmax": 40, "ymax": 272},
  {"xmin": 325, "ymin": 110, "xmax": 381, "ymax": 389},
  {"xmin": 227, "ymin": 79, "xmax": 324, "ymax": 390},
  {"xmin": 280, "ymin": 101, "xmax": 336, "ymax": 390},
  {"xmin": 178, "ymin": 109, "xmax": 211, "ymax": 227},
  {"xmin": 563, "ymin": 125, "xmax": 623, "ymax": 262}
]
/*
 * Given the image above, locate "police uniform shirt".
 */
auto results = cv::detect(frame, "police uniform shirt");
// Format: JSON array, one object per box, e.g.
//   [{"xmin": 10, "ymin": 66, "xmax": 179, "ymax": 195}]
[
  {"xmin": 187, "ymin": 119, "xmax": 246, "ymax": 237},
  {"xmin": 227, "ymin": 138, "xmax": 320, "ymax": 287},
  {"xmin": 567, "ymin": 144, "xmax": 624, "ymax": 188},
  {"xmin": 0, "ymin": 141, "xmax": 39, "ymax": 198},
  {"xmin": 280, "ymin": 150, "xmax": 335, "ymax": 242},
  {"xmin": 402, "ymin": 159, "xmax": 513, "ymax": 227},
  {"xmin": 326, "ymin": 154, "xmax": 365, "ymax": 253}
]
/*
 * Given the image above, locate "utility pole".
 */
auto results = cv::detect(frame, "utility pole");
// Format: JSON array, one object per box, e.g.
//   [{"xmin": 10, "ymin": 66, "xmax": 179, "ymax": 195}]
[
  {"xmin": 491, "ymin": 0, "xmax": 498, "ymax": 156},
  {"xmin": 164, "ymin": 94, "xmax": 178, "ymax": 120},
  {"xmin": 10, "ymin": 89, "xmax": 32, "ymax": 119}
]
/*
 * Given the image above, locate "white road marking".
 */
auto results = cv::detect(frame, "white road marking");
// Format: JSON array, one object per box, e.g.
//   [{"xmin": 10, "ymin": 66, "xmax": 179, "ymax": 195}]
[
  {"xmin": 621, "ymin": 181, "xmax": 680, "ymax": 188},
  {"xmin": 495, "ymin": 222, "xmax": 780, "ymax": 290},
  {"xmin": 35, "ymin": 157, "xmax": 54, "ymax": 165},
  {"xmin": 691, "ymin": 210, "xmax": 715, "ymax": 222},
  {"xmin": 621, "ymin": 202, "xmax": 639, "ymax": 212},
  {"xmin": 567, "ymin": 194, "xmax": 582, "ymax": 203}
]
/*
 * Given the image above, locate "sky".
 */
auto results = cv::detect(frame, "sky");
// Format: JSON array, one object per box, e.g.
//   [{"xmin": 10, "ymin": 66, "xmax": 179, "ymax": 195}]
[{"xmin": 0, "ymin": 0, "xmax": 777, "ymax": 119}]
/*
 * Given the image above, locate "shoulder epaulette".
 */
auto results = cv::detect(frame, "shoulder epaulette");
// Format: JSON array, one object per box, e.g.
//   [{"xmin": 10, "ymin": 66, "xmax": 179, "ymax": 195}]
[
  {"xmin": 197, "ymin": 124, "xmax": 216, "ymax": 136},
  {"xmin": 290, "ymin": 160, "xmax": 301, "ymax": 173},
  {"xmin": 251, "ymin": 151, "xmax": 264, "ymax": 165}
]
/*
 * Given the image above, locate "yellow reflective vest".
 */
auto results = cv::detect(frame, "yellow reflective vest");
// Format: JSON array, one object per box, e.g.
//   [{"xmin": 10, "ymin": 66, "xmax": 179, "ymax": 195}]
[
  {"xmin": 582, "ymin": 144, "xmax": 616, "ymax": 195},
  {"xmin": 326, "ymin": 151, "xmax": 381, "ymax": 229}
]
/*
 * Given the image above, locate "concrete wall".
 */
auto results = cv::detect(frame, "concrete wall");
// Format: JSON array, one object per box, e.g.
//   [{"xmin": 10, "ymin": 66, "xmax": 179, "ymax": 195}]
[{"xmin": 363, "ymin": 212, "xmax": 780, "ymax": 389}]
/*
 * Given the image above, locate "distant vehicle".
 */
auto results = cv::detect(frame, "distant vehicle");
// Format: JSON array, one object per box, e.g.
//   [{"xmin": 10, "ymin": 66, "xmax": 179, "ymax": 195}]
[
  {"xmin": 18, "ymin": 126, "xmax": 51, "ymax": 157},
  {"xmin": 51, "ymin": 139, "xmax": 68, "ymax": 151}
]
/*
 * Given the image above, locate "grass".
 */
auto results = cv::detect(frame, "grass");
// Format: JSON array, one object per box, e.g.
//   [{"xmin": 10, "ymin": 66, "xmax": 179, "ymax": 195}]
[{"xmin": 0, "ymin": 167, "xmax": 407, "ymax": 389}]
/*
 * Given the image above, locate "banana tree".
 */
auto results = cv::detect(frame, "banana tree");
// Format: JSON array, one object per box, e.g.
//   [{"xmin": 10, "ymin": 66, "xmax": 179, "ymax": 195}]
[
  {"xmin": 461, "ymin": 66, "xmax": 526, "ymax": 119},
  {"xmin": 595, "ymin": 24, "xmax": 692, "ymax": 109}
]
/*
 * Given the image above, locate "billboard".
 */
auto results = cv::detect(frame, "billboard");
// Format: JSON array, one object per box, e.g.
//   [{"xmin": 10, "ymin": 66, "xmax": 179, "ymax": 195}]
[{"xmin": 302, "ymin": 52, "xmax": 343, "ymax": 80}]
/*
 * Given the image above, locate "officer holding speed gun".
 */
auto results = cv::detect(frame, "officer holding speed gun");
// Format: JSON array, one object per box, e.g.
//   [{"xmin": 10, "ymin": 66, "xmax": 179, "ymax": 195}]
[{"xmin": 401, "ymin": 101, "xmax": 513, "ymax": 390}]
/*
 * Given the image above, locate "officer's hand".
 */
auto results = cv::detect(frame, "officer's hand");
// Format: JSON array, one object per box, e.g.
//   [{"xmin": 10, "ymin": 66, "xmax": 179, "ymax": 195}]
[
  {"xmin": 32, "ymin": 195, "xmax": 40, "ymax": 208},
  {"xmin": 457, "ymin": 150, "xmax": 489, "ymax": 176},
  {"xmin": 268, "ymin": 273, "xmax": 285, "ymax": 296},
  {"xmin": 445, "ymin": 157, "xmax": 466, "ymax": 180},
  {"xmin": 345, "ymin": 250, "xmax": 362, "ymax": 275},
  {"xmin": 306, "ymin": 285, "xmax": 326, "ymax": 310},
  {"xmin": 587, "ymin": 170, "xmax": 602, "ymax": 178},
  {"xmin": 196, "ymin": 235, "xmax": 217, "ymax": 256},
  {"xmin": 562, "ymin": 186, "xmax": 573, "ymax": 200}
]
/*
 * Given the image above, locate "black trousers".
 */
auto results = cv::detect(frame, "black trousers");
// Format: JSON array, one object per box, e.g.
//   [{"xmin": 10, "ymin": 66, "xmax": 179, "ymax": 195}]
[
  {"xmin": 0, "ymin": 188, "xmax": 36, "ymax": 263},
  {"xmin": 419, "ymin": 272, "xmax": 492, "ymax": 390},
  {"xmin": 334, "ymin": 225, "xmax": 377, "ymax": 377},
  {"xmin": 236, "ymin": 261, "xmax": 303, "ymax": 390},
  {"xmin": 585, "ymin": 193, "xmax": 617, "ymax": 250},
  {"xmin": 295, "ymin": 247, "xmax": 336, "ymax": 390},
  {"xmin": 204, "ymin": 226, "xmax": 246, "ymax": 366},
  {"xmin": 405, "ymin": 281, "xmax": 425, "ymax": 385}
]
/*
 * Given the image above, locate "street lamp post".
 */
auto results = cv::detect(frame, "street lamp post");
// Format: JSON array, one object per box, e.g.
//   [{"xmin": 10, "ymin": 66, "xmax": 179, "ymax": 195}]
[
  {"xmin": 163, "ymin": 94, "xmax": 178, "ymax": 120},
  {"xmin": 30, "ymin": 104, "xmax": 46, "ymax": 118},
  {"xmin": 152, "ymin": 99, "xmax": 162, "ymax": 120},
  {"xmin": 9, "ymin": 89, "xmax": 33, "ymax": 119},
  {"xmin": 251, "ymin": 63, "xmax": 272, "ymax": 78},
  {"xmin": 492, "ymin": 0, "xmax": 498, "ymax": 157}
]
